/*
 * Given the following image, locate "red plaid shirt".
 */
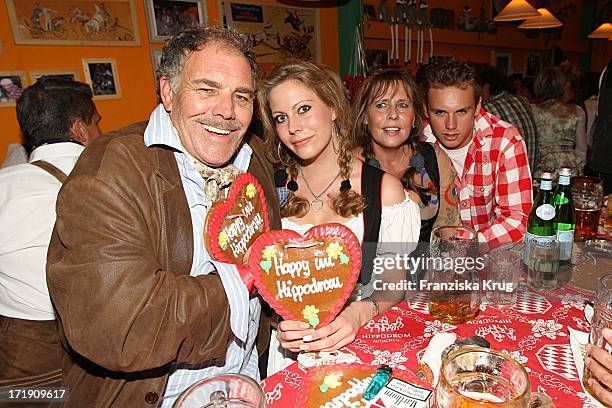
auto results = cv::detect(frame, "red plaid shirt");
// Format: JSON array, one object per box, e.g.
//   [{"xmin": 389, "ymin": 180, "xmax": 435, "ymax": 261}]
[{"xmin": 424, "ymin": 109, "xmax": 533, "ymax": 249}]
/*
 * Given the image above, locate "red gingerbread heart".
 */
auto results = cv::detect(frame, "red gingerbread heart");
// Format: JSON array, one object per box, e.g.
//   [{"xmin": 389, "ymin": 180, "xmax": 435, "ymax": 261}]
[
  {"xmin": 204, "ymin": 173, "xmax": 270, "ymax": 277},
  {"xmin": 248, "ymin": 223, "xmax": 361, "ymax": 328},
  {"xmin": 297, "ymin": 363, "xmax": 432, "ymax": 408}
]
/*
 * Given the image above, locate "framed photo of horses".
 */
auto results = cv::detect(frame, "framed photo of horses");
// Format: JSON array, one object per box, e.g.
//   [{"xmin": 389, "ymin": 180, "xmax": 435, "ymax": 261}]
[
  {"xmin": 218, "ymin": 0, "xmax": 320, "ymax": 71},
  {"xmin": 145, "ymin": 0, "xmax": 208, "ymax": 43},
  {"xmin": 5, "ymin": 0, "xmax": 140, "ymax": 46}
]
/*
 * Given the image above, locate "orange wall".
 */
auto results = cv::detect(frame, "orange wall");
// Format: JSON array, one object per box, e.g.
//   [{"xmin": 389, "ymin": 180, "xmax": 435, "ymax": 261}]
[{"xmin": 0, "ymin": 1, "xmax": 339, "ymax": 161}]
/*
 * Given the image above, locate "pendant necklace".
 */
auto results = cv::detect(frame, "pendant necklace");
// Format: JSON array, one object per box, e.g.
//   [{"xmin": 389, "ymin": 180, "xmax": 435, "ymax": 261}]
[{"xmin": 299, "ymin": 168, "xmax": 341, "ymax": 212}]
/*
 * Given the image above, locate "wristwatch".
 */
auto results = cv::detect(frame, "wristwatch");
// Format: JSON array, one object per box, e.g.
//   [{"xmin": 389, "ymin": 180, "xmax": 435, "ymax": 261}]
[{"xmin": 363, "ymin": 297, "xmax": 380, "ymax": 319}]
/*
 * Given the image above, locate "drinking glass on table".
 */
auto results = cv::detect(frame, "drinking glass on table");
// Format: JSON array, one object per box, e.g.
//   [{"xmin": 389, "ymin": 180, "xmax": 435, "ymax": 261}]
[
  {"xmin": 571, "ymin": 177, "xmax": 604, "ymax": 241},
  {"xmin": 486, "ymin": 246, "xmax": 521, "ymax": 307},
  {"xmin": 583, "ymin": 273, "xmax": 612, "ymax": 404},
  {"xmin": 527, "ymin": 240, "xmax": 560, "ymax": 291},
  {"xmin": 437, "ymin": 346, "xmax": 531, "ymax": 407},
  {"xmin": 173, "ymin": 374, "xmax": 266, "ymax": 408},
  {"xmin": 427, "ymin": 226, "xmax": 481, "ymax": 324}
]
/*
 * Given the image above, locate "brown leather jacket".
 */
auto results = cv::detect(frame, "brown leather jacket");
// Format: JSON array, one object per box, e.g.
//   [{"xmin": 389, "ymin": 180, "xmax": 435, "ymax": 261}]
[{"xmin": 46, "ymin": 122, "xmax": 280, "ymax": 407}]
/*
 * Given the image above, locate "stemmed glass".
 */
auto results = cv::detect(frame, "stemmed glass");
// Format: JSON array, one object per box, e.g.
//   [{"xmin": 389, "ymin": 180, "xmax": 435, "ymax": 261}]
[{"xmin": 173, "ymin": 374, "xmax": 266, "ymax": 407}]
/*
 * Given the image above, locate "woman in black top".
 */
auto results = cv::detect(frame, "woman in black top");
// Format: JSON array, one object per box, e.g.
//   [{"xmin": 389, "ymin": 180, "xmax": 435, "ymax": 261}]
[{"xmin": 352, "ymin": 68, "xmax": 459, "ymax": 242}]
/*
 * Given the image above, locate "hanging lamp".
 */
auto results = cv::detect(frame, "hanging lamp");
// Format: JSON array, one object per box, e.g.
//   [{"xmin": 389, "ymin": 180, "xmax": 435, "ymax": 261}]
[
  {"xmin": 518, "ymin": 8, "xmax": 563, "ymax": 29},
  {"xmin": 493, "ymin": 0, "xmax": 540, "ymax": 22},
  {"xmin": 588, "ymin": 23, "xmax": 612, "ymax": 39}
]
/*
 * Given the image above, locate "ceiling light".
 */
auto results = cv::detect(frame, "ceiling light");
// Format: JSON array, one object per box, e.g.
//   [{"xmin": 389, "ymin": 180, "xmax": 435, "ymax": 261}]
[
  {"xmin": 493, "ymin": 0, "xmax": 540, "ymax": 22},
  {"xmin": 519, "ymin": 8, "xmax": 563, "ymax": 29}
]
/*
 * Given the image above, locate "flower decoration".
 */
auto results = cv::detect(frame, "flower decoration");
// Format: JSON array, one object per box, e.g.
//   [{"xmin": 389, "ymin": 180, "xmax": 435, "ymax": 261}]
[
  {"xmin": 303, "ymin": 305, "xmax": 320, "ymax": 328},
  {"xmin": 409, "ymin": 154, "xmax": 425, "ymax": 171},
  {"xmin": 319, "ymin": 373, "xmax": 342, "ymax": 392},
  {"xmin": 246, "ymin": 183, "xmax": 257, "ymax": 198},
  {"xmin": 262, "ymin": 245, "xmax": 277, "ymax": 261},
  {"xmin": 218, "ymin": 231, "xmax": 228, "ymax": 250},
  {"xmin": 326, "ymin": 242, "xmax": 344, "ymax": 260}
]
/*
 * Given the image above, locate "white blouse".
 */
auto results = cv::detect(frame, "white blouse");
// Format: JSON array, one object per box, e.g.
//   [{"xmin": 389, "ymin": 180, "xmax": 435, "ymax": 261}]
[{"xmin": 281, "ymin": 195, "xmax": 420, "ymax": 250}]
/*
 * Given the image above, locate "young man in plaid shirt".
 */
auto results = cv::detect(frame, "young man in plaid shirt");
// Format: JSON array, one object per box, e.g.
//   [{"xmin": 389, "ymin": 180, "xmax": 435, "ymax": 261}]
[{"xmin": 421, "ymin": 60, "xmax": 533, "ymax": 249}]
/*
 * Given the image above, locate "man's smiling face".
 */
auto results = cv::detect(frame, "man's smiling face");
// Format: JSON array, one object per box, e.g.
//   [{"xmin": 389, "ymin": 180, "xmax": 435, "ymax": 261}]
[{"xmin": 160, "ymin": 41, "xmax": 254, "ymax": 167}]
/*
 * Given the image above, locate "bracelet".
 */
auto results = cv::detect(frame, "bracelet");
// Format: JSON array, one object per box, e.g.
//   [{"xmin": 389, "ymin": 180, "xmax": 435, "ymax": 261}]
[{"xmin": 363, "ymin": 297, "xmax": 380, "ymax": 319}]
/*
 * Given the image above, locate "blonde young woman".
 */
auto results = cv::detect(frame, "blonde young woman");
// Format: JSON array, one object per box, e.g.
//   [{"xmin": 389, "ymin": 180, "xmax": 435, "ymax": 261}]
[
  {"xmin": 258, "ymin": 61, "xmax": 420, "ymax": 376},
  {"xmin": 352, "ymin": 68, "xmax": 459, "ymax": 242}
]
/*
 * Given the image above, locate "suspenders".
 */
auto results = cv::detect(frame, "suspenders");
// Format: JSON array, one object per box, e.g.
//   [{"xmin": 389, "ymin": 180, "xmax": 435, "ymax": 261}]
[{"xmin": 30, "ymin": 160, "xmax": 68, "ymax": 183}]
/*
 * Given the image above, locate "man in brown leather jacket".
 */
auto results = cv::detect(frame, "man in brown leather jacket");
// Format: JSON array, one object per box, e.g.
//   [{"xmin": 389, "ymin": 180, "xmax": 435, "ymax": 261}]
[{"xmin": 46, "ymin": 26, "xmax": 281, "ymax": 407}]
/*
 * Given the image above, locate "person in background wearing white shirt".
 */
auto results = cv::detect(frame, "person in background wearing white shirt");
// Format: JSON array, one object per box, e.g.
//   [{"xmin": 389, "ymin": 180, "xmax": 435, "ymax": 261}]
[
  {"xmin": 0, "ymin": 78, "xmax": 101, "ymax": 387},
  {"xmin": 45, "ymin": 26, "xmax": 281, "ymax": 407}
]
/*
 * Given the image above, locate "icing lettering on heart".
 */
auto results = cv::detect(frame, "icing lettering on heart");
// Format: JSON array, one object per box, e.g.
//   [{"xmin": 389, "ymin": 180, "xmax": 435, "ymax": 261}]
[{"xmin": 249, "ymin": 223, "xmax": 361, "ymax": 328}]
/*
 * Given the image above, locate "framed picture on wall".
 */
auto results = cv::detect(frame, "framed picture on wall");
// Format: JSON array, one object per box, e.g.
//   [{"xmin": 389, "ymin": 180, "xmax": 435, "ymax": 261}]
[
  {"xmin": 82, "ymin": 58, "xmax": 122, "ymax": 100},
  {"xmin": 492, "ymin": 51, "xmax": 512, "ymax": 76},
  {"xmin": 526, "ymin": 52, "xmax": 542, "ymax": 77},
  {"xmin": 5, "ymin": 0, "xmax": 139, "ymax": 46},
  {"xmin": 29, "ymin": 70, "xmax": 80, "ymax": 83},
  {"xmin": 0, "ymin": 71, "xmax": 27, "ymax": 107},
  {"xmin": 219, "ymin": 0, "xmax": 320, "ymax": 70},
  {"xmin": 150, "ymin": 48, "xmax": 164, "ymax": 80},
  {"xmin": 145, "ymin": 0, "xmax": 207, "ymax": 43}
]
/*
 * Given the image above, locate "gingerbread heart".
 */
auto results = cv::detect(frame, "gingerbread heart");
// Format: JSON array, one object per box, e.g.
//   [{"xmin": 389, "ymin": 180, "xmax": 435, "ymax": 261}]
[
  {"xmin": 297, "ymin": 363, "xmax": 432, "ymax": 408},
  {"xmin": 204, "ymin": 172, "xmax": 270, "ymax": 270},
  {"xmin": 249, "ymin": 223, "xmax": 361, "ymax": 328}
]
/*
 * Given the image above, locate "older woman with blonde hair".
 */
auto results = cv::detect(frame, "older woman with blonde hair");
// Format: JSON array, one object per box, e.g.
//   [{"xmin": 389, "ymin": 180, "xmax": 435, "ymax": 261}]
[{"xmin": 258, "ymin": 61, "xmax": 420, "ymax": 376}]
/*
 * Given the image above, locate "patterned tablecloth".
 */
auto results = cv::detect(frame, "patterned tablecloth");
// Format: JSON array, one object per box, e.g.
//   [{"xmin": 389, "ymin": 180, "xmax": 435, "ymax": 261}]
[{"xmin": 261, "ymin": 285, "xmax": 595, "ymax": 407}]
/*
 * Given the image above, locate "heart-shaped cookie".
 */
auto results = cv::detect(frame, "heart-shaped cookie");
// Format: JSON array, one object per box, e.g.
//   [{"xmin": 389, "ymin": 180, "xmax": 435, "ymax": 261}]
[
  {"xmin": 204, "ymin": 172, "xmax": 270, "ymax": 270},
  {"xmin": 297, "ymin": 363, "xmax": 432, "ymax": 408},
  {"xmin": 249, "ymin": 223, "xmax": 361, "ymax": 328}
]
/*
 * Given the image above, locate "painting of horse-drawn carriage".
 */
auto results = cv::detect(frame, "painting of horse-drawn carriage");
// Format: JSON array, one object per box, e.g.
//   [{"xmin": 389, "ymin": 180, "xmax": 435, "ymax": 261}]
[
  {"xmin": 219, "ymin": 0, "xmax": 319, "ymax": 68},
  {"xmin": 6, "ymin": 1, "xmax": 139, "ymax": 46}
]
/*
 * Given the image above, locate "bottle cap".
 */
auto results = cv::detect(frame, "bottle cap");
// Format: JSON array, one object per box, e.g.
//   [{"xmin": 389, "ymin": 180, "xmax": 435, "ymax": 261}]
[
  {"xmin": 541, "ymin": 171, "xmax": 553, "ymax": 180},
  {"xmin": 559, "ymin": 167, "xmax": 571, "ymax": 176}
]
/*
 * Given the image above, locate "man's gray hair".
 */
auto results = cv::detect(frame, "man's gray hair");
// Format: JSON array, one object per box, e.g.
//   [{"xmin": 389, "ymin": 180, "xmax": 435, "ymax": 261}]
[{"xmin": 157, "ymin": 26, "xmax": 257, "ymax": 92}]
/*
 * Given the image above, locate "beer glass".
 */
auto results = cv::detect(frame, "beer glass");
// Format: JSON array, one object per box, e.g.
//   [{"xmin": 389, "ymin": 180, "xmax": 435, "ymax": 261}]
[
  {"xmin": 583, "ymin": 273, "xmax": 612, "ymax": 404},
  {"xmin": 173, "ymin": 374, "xmax": 266, "ymax": 408},
  {"xmin": 427, "ymin": 226, "xmax": 481, "ymax": 323},
  {"xmin": 571, "ymin": 177, "xmax": 603, "ymax": 241},
  {"xmin": 437, "ymin": 346, "xmax": 531, "ymax": 407},
  {"xmin": 486, "ymin": 247, "xmax": 521, "ymax": 307}
]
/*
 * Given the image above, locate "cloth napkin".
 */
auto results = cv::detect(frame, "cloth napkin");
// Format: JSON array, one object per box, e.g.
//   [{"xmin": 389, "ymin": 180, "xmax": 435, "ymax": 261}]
[{"xmin": 419, "ymin": 332, "xmax": 457, "ymax": 386}]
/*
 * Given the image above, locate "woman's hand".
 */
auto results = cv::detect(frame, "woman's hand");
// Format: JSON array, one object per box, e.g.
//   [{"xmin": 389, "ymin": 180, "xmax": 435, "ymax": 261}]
[
  {"xmin": 299, "ymin": 302, "xmax": 371, "ymax": 352},
  {"xmin": 276, "ymin": 320, "xmax": 312, "ymax": 353},
  {"xmin": 585, "ymin": 328, "xmax": 612, "ymax": 406}
]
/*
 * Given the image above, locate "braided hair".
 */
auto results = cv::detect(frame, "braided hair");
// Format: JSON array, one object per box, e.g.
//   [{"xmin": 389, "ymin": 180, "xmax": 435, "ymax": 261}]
[{"xmin": 258, "ymin": 60, "xmax": 366, "ymax": 218}]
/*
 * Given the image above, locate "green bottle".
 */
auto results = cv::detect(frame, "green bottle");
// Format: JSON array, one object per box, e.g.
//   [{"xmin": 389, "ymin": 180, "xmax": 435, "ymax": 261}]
[
  {"xmin": 523, "ymin": 172, "xmax": 557, "ymax": 265},
  {"xmin": 554, "ymin": 167, "xmax": 575, "ymax": 264}
]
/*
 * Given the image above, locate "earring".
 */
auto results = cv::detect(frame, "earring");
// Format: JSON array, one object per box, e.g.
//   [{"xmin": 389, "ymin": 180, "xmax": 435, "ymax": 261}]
[
  {"xmin": 277, "ymin": 143, "xmax": 292, "ymax": 167},
  {"xmin": 331, "ymin": 122, "xmax": 340, "ymax": 154}
]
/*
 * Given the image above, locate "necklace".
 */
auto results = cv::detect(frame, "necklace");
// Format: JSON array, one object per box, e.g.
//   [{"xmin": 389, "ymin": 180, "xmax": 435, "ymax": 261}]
[{"xmin": 299, "ymin": 168, "xmax": 341, "ymax": 212}]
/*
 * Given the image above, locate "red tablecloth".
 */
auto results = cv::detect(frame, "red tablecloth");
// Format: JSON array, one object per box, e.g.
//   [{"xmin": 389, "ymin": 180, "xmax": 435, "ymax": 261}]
[{"xmin": 261, "ymin": 285, "xmax": 594, "ymax": 407}]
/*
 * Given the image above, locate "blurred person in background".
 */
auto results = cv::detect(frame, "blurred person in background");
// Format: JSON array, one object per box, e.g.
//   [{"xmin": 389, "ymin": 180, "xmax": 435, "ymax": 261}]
[
  {"xmin": 586, "ymin": 60, "xmax": 612, "ymax": 195},
  {"xmin": 531, "ymin": 67, "xmax": 586, "ymax": 182},
  {"xmin": 480, "ymin": 65, "xmax": 538, "ymax": 173},
  {"xmin": 0, "ymin": 78, "xmax": 101, "ymax": 388}
]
